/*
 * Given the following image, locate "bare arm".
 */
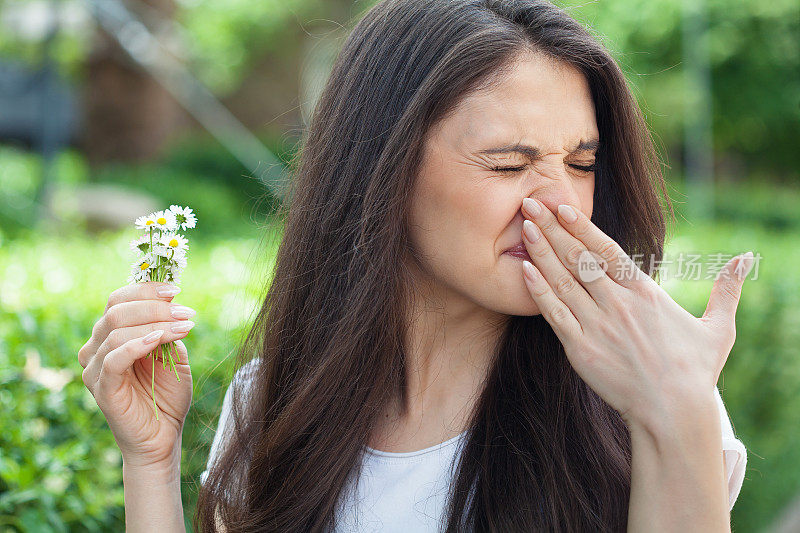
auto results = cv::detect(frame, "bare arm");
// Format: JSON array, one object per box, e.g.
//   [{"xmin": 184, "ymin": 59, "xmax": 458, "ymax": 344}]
[
  {"xmin": 123, "ymin": 444, "xmax": 186, "ymax": 533},
  {"xmin": 626, "ymin": 390, "xmax": 730, "ymax": 532}
]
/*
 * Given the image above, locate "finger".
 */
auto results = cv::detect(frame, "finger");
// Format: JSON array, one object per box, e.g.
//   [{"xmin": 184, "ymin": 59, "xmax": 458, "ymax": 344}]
[
  {"xmin": 172, "ymin": 339, "xmax": 189, "ymax": 366},
  {"xmin": 82, "ymin": 298, "xmax": 195, "ymax": 367},
  {"xmin": 82, "ymin": 281, "xmax": 181, "ymax": 366},
  {"xmin": 523, "ymin": 198, "xmax": 656, "ymax": 290},
  {"xmin": 522, "ymin": 218, "xmax": 598, "ymax": 322},
  {"xmin": 521, "ymin": 259, "xmax": 582, "ymax": 342},
  {"xmin": 96, "ymin": 330, "xmax": 165, "ymax": 396},
  {"xmin": 97, "ymin": 320, "xmax": 195, "ymax": 360},
  {"xmin": 521, "ymin": 199, "xmax": 621, "ymax": 301},
  {"xmin": 84, "ymin": 321, "xmax": 195, "ymax": 388},
  {"xmin": 702, "ymin": 252, "xmax": 754, "ymax": 329},
  {"xmin": 105, "ymin": 281, "xmax": 181, "ymax": 314}
]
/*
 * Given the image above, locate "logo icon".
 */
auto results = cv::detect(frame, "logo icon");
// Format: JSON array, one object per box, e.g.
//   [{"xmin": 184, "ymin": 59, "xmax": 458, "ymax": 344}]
[{"xmin": 577, "ymin": 250, "xmax": 608, "ymax": 282}]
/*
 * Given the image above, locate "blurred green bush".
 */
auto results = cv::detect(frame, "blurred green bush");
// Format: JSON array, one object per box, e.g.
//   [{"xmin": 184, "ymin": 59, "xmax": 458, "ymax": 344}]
[{"xmin": 0, "ymin": 228, "xmax": 280, "ymax": 531}]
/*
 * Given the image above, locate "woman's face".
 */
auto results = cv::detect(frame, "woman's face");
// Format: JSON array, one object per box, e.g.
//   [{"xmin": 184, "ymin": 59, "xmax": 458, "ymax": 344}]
[{"xmin": 408, "ymin": 52, "xmax": 599, "ymax": 316}]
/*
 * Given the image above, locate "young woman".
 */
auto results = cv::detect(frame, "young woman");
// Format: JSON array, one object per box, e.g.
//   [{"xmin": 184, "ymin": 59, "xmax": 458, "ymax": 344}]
[{"xmin": 79, "ymin": 0, "xmax": 750, "ymax": 531}]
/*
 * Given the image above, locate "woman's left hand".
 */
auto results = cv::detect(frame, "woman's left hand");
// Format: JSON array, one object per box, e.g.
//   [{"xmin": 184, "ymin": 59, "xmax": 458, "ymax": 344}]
[{"xmin": 519, "ymin": 197, "xmax": 754, "ymax": 431}]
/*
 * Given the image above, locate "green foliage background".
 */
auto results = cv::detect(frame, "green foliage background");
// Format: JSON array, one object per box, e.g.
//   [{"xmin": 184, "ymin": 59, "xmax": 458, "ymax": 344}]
[{"xmin": 0, "ymin": 0, "xmax": 796, "ymax": 176}]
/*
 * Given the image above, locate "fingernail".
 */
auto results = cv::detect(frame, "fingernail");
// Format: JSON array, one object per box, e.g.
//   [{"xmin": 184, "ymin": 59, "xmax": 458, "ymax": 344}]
[
  {"xmin": 558, "ymin": 204, "xmax": 578, "ymax": 223},
  {"xmin": 735, "ymin": 251, "xmax": 754, "ymax": 281},
  {"xmin": 171, "ymin": 320, "xmax": 195, "ymax": 333},
  {"xmin": 157, "ymin": 285, "xmax": 181, "ymax": 298},
  {"xmin": 170, "ymin": 304, "xmax": 196, "ymax": 319},
  {"xmin": 522, "ymin": 260, "xmax": 537, "ymax": 280},
  {"xmin": 143, "ymin": 330, "xmax": 164, "ymax": 344},
  {"xmin": 523, "ymin": 219, "xmax": 540, "ymax": 242},
  {"xmin": 522, "ymin": 198, "xmax": 541, "ymax": 217}
]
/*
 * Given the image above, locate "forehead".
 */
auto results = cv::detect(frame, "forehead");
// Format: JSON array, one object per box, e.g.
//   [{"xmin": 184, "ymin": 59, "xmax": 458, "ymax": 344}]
[{"xmin": 439, "ymin": 53, "xmax": 599, "ymax": 152}]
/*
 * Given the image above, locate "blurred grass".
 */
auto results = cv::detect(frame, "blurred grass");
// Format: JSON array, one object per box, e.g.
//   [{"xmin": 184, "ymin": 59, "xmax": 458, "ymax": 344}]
[{"xmin": 0, "ymin": 138, "xmax": 798, "ymax": 530}]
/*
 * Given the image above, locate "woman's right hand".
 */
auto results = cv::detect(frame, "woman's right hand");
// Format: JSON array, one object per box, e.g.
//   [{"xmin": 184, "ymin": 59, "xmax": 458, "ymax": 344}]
[{"xmin": 78, "ymin": 281, "xmax": 196, "ymax": 467}]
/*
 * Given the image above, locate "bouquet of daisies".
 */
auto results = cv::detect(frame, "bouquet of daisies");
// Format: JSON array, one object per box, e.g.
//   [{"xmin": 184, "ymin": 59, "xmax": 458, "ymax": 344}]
[{"xmin": 129, "ymin": 205, "xmax": 196, "ymax": 420}]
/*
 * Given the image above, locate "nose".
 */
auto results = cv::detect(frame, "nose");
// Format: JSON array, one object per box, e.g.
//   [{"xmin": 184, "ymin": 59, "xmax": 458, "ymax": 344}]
[{"xmin": 525, "ymin": 177, "xmax": 583, "ymax": 215}]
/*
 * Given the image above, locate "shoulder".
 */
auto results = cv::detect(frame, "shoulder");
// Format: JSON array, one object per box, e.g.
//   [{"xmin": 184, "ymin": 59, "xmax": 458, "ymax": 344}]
[
  {"xmin": 232, "ymin": 358, "xmax": 261, "ymax": 388},
  {"xmin": 215, "ymin": 358, "xmax": 262, "ymax": 423},
  {"xmin": 713, "ymin": 385, "xmax": 747, "ymax": 511},
  {"xmin": 201, "ymin": 358, "xmax": 263, "ymax": 485}
]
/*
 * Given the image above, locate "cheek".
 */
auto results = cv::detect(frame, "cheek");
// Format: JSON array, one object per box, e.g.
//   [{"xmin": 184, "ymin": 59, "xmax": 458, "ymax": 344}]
[
  {"xmin": 580, "ymin": 179, "xmax": 595, "ymax": 218},
  {"xmin": 409, "ymin": 180, "xmax": 505, "ymax": 266}
]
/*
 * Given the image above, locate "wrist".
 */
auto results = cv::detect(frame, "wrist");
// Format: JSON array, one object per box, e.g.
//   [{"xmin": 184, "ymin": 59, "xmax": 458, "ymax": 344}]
[
  {"xmin": 122, "ymin": 441, "xmax": 182, "ymax": 474},
  {"xmin": 122, "ymin": 456, "xmax": 181, "ymax": 481},
  {"xmin": 625, "ymin": 387, "xmax": 719, "ymax": 446}
]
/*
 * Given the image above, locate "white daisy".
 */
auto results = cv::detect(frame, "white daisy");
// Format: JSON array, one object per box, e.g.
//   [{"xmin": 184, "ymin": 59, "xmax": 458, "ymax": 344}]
[
  {"xmin": 152, "ymin": 209, "xmax": 178, "ymax": 232},
  {"xmin": 134, "ymin": 213, "xmax": 159, "ymax": 230},
  {"xmin": 168, "ymin": 205, "xmax": 197, "ymax": 231},
  {"xmin": 159, "ymin": 232, "xmax": 189, "ymax": 256},
  {"xmin": 129, "ymin": 253, "xmax": 156, "ymax": 283},
  {"xmin": 129, "ymin": 234, "xmax": 153, "ymax": 255}
]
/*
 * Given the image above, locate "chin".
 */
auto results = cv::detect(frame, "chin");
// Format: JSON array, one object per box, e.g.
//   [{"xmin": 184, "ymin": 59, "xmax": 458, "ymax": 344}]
[{"xmin": 482, "ymin": 280, "xmax": 543, "ymax": 317}]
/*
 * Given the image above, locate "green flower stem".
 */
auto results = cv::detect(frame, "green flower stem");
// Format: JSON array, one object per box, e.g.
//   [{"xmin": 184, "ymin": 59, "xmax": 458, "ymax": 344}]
[{"xmin": 143, "ymin": 226, "xmax": 181, "ymax": 421}]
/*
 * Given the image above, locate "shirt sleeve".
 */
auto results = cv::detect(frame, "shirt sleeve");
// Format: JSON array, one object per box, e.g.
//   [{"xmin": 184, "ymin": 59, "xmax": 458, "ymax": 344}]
[
  {"xmin": 713, "ymin": 385, "xmax": 747, "ymax": 511},
  {"xmin": 200, "ymin": 359, "xmax": 260, "ymax": 486}
]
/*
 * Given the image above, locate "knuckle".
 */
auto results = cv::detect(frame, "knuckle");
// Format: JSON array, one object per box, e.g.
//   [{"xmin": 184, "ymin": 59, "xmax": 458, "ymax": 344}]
[
  {"xmin": 105, "ymin": 290, "xmax": 120, "ymax": 313},
  {"xmin": 91, "ymin": 318, "xmax": 103, "ymax": 338},
  {"xmin": 539, "ymin": 219, "xmax": 558, "ymax": 233},
  {"xmin": 607, "ymin": 293, "xmax": 637, "ymax": 321},
  {"xmin": 603, "ymin": 291, "xmax": 628, "ymax": 313},
  {"xmin": 532, "ymin": 244, "xmax": 550, "ymax": 259},
  {"xmin": 77, "ymin": 344, "xmax": 90, "ymax": 367},
  {"xmin": 548, "ymin": 304, "xmax": 571, "ymax": 324},
  {"xmin": 554, "ymin": 274, "xmax": 578, "ymax": 298},
  {"xmin": 639, "ymin": 283, "xmax": 662, "ymax": 306},
  {"xmin": 106, "ymin": 328, "xmax": 125, "ymax": 347},
  {"xmin": 103, "ymin": 306, "xmax": 120, "ymax": 329},
  {"xmin": 596, "ymin": 240, "xmax": 621, "ymax": 264},
  {"xmin": 531, "ymin": 281, "xmax": 549, "ymax": 297},
  {"xmin": 81, "ymin": 367, "xmax": 92, "ymax": 388},
  {"xmin": 564, "ymin": 245, "xmax": 586, "ymax": 268},
  {"xmin": 101, "ymin": 353, "xmax": 115, "ymax": 373},
  {"xmin": 720, "ymin": 280, "xmax": 741, "ymax": 301}
]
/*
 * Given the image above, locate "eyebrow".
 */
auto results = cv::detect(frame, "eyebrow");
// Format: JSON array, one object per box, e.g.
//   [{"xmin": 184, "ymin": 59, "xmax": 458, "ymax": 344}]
[{"xmin": 477, "ymin": 139, "xmax": 600, "ymax": 159}]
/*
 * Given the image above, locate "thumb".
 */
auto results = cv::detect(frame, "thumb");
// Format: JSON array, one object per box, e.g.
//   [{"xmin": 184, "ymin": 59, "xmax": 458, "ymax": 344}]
[
  {"xmin": 702, "ymin": 251, "xmax": 754, "ymax": 327},
  {"xmin": 173, "ymin": 339, "xmax": 189, "ymax": 366}
]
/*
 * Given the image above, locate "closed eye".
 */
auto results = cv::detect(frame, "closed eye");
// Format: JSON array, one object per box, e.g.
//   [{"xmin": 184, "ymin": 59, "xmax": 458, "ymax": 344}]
[
  {"xmin": 490, "ymin": 163, "xmax": 596, "ymax": 173},
  {"xmin": 491, "ymin": 165, "xmax": 527, "ymax": 173}
]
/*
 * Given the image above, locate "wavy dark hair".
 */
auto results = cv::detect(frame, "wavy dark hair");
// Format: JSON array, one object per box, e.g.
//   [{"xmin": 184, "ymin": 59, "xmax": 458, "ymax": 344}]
[{"xmin": 195, "ymin": 0, "xmax": 674, "ymax": 531}]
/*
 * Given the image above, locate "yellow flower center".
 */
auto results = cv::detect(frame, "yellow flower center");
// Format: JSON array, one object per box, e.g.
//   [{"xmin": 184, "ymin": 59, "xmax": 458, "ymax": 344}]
[
  {"xmin": 139, "ymin": 262, "xmax": 150, "ymax": 270},
  {"xmin": 145, "ymin": 220, "xmax": 154, "ymax": 226},
  {"xmin": 169, "ymin": 238, "xmax": 179, "ymax": 247},
  {"xmin": 157, "ymin": 217, "xmax": 167, "ymax": 225}
]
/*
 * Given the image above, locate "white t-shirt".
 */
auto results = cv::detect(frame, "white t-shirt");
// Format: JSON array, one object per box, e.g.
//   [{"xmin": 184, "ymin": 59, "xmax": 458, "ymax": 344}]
[{"xmin": 200, "ymin": 360, "xmax": 748, "ymax": 530}]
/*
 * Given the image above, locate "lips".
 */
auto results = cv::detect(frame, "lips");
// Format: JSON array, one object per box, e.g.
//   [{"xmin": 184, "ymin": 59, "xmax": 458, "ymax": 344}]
[{"xmin": 504, "ymin": 242, "xmax": 531, "ymax": 260}]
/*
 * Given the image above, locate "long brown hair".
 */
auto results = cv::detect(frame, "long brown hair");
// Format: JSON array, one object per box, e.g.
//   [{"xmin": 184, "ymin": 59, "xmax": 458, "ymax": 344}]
[{"xmin": 195, "ymin": 0, "xmax": 673, "ymax": 531}]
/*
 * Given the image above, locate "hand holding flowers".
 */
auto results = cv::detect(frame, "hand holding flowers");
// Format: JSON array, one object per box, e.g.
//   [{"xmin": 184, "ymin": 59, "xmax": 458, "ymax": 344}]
[{"xmin": 77, "ymin": 204, "xmax": 197, "ymax": 467}]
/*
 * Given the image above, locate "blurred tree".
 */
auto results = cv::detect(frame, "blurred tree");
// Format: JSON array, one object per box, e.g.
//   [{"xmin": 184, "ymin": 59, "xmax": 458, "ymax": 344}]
[
  {"xmin": 0, "ymin": 0, "xmax": 795, "ymax": 178},
  {"xmin": 83, "ymin": 0, "xmax": 182, "ymax": 167},
  {"xmin": 558, "ymin": 0, "xmax": 800, "ymax": 181}
]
